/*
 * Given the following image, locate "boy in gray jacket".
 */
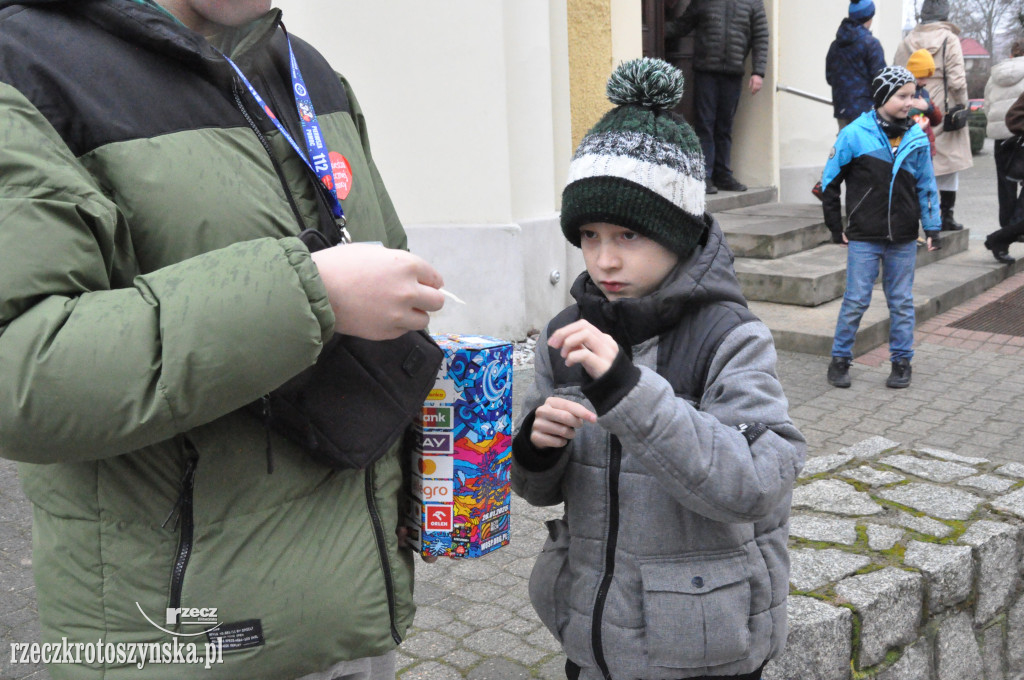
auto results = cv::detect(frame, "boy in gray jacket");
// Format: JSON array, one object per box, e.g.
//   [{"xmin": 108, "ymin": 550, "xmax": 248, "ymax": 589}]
[{"xmin": 512, "ymin": 59, "xmax": 806, "ymax": 680}]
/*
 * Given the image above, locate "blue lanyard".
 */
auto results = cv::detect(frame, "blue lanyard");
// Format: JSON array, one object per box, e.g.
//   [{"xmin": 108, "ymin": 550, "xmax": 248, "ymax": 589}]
[{"xmin": 219, "ymin": 33, "xmax": 348, "ymax": 228}]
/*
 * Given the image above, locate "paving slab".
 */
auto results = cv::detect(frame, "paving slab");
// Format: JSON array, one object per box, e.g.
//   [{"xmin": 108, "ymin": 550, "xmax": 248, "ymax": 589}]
[
  {"xmin": 789, "ymin": 515, "xmax": 859, "ymax": 545},
  {"xmin": 935, "ymin": 613, "xmax": 985, "ymax": 680},
  {"xmin": 840, "ymin": 436, "xmax": 901, "ymax": 459},
  {"xmin": 792, "ymin": 479, "xmax": 884, "ymax": 516},
  {"xmin": 834, "ymin": 567, "xmax": 924, "ymax": 668},
  {"xmin": 902, "ymin": 541, "xmax": 973, "ymax": 613},
  {"xmin": 877, "ymin": 483, "xmax": 984, "ymax": 520},
  {"xmin": 875, "ymin": 638, "xmax": 932, "ymax": 680},
  {"xmin": 891, "ymin": 511, "xmax": 954, "ymax": 539},
  {"xmin": 841, "ymin": 466, "xmax": 905, "ymax": 487},
  {"xmin": 865, "ymin": 524, "xmax": 904, "ymax": 551},
  {"xmin": 762, "ymin": 596, "xmax": 852, "ymax": 680},
  {"xmin": 960, "ymin": 521, "xmax": 1023, "ymax": 624},
  {"xmin": 799, "ymin": 453, "xmax": 855, "ymax": 478},
  {"xmin": 789, "ymin": 548, "xmax": 872, "ymax": 592},
  {"xmin": 991, "ymin": 486, "xmax": 1024, "ymax": 520},
  {"xmin": 877, "ymin": 454, "xmax": 978, "ymax": 483}
]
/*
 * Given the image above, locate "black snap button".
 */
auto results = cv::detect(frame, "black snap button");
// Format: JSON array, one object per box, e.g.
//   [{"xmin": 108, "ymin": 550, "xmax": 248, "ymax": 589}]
[{"xmin": 691, "ymin": 576, "xmax": 704, "ymax": 588}]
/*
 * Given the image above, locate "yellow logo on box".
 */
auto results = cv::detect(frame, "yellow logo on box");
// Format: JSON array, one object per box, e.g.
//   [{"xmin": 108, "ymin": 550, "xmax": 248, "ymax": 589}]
[{"xmin": 427, "ymin": 388, "xmax": 446, "ymax": 401}]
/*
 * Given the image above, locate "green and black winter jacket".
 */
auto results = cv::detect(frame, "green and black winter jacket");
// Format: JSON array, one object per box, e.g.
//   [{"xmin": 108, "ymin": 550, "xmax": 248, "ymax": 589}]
[{"xmin": 0, "ymin": 2, "xmax": 415, "ymax": 678}]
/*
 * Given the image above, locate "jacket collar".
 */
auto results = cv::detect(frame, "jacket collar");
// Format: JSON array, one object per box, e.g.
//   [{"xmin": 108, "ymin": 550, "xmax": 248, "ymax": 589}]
[
  {"xmin": 7, "ymin": 1, "xmax": 283, "ymax": 80},
  {"xmin": 570, "ymin": 217, "xmax": 747, "ymax": 347}
]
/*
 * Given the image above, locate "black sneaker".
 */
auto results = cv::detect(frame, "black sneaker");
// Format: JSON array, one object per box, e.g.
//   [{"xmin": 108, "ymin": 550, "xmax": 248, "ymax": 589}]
[
  {"xmin": 715, "ymin": 175, "xmax": 748, "ymax": 192},
  {"xmin": 886, "ymin": 358, "xmax": 912, "ymax": 389},
  {"xmin": 985, "ymin": 241, "xmax": 1015, "ymax": 264},
  {"xmin": 705, "ymin": 179, "xmax": 718, "ymax": 194},
  {"xmin": 827, "ymin": 357, "xmax": 852, "ymax": 388}
]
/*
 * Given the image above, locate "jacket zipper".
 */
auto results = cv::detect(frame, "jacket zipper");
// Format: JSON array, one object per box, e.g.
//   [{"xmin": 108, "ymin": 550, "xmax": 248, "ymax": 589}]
[
  {"xmin": 230, "ymin": 77, "xmax": 308, "ymax": 233},
  {"xmin": 847, "ymin": 186, "xmax": 872, "ymax": 223},
  {"xmin": 591, "ymin": 435, "xmax": 622, "ymax": 680},
  {"xmin": 163, "ymin": 440, "xmax": 199, "ymax": 614},
  {"xmin": 365, "ymin": 466, "xmax": 402, "ymax": 644}
]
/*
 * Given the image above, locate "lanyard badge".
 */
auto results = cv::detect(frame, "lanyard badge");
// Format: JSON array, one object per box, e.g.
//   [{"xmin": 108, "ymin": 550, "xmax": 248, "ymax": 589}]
[{"xmin": 219, "ymin": 31, "xmax": 352, "ymax": 239}]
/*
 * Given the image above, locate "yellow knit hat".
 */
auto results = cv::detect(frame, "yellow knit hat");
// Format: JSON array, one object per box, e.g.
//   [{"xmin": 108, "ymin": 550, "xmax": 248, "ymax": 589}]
[{"xmin": 906, "ymin": 49, "xmax": 935, "ymax": 79}]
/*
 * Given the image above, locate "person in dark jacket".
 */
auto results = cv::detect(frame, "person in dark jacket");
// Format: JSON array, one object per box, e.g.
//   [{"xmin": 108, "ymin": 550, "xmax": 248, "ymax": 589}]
[
  {"xmin": 826, "ymin": 0, "xmax": 885, "ymax": 130},
  {"xmin": 984, "ymin": 87, "xmax": 1024, "ymax": 263},
  {"xmin": 665, "ymin": 0, "xmax": 769, "ymax": 194},
  {"xmin": 0, "ymin": 0, "xmax": 444, "ymax": 678},
  {"xmin": 513, "ymin": 58, "xmax": 804, "ymax": 680},
  {"xmin": 821, "ymin": 66, "xmax": 941, "ymax": 391}
]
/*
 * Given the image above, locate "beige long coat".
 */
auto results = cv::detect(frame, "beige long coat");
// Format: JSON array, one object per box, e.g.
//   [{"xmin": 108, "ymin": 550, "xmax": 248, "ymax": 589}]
[{"xmin": 895, "ymin": 22, "xmax": 973, "ymax": 176}]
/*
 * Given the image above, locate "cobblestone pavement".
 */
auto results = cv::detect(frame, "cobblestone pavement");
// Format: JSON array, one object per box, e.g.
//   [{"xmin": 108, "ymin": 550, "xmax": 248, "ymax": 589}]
[{"xmin": 3, "ymin": 143, "xmax": 1023, "ymax": 679}]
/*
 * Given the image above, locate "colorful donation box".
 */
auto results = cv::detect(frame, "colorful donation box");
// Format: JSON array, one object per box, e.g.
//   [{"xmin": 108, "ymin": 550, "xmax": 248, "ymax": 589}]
[{"xmin": 407, "ymin": 335, "xmax": 512, "ymax": 558}]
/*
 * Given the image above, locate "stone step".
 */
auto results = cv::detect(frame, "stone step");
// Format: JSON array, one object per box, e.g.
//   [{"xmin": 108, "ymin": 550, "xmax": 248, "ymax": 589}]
[
  {"xmin": 736, "ymin": 229, "xmax": 970, "ymax": 306},
  {"xmin": 717, "ymin": 203, "xmax": 829, "ymax": 259},
  {"xmin": 750, "ymin": 239, "xmax": 1024, "ymax": 356},
  {"xmin": 706, "ymin": 185, "xmax": 777, "ymax": 213}
]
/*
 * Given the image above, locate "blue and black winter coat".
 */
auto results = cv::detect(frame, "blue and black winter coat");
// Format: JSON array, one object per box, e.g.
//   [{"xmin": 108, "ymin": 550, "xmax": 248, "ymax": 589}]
[
  {"xmin": 825, "ymin": 18, "xmax": 886, "ymax": 120},
  {"xmin": 821, "ymin": 111, "xmax": 941, "ymax": 244}
]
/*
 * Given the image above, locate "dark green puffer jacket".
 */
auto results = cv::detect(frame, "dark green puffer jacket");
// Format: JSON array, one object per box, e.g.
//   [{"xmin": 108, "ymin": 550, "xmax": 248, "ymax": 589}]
[{"xmin": 0, "ymin": 2, "xmax": 415, "ymax": 678}]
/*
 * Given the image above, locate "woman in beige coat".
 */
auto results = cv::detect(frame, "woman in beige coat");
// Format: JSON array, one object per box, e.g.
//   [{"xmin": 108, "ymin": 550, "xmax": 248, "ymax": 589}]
[{"xmin": 895, "ymin": 0, "xmax": 972, "ymax": 232}]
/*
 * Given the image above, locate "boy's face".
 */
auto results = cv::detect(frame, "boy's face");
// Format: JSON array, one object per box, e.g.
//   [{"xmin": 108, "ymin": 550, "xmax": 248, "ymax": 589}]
[
  {"xmin": 879, "ymin": 82, "xmax": 916, "ymax": 122},
  {"xmin": 579, "ymin": 223, "xmax": 679, "ymax": 301}
]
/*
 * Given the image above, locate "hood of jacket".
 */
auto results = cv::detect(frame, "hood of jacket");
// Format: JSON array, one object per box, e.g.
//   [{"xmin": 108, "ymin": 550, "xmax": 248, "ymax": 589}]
[
  {"xmin": 904, "ymin": 21, "xmax": 961, "ymax": 55},
  {"xmin": 569, "ymin": 217, "xmax": 747, "ymax": 348},
  {"xmin": 835, "ymin": 17, "xmax": 870, "ymax": 46},
  {"xmin": 989, "ymin": 55, "xmax": 1024, "ymax": 89}
]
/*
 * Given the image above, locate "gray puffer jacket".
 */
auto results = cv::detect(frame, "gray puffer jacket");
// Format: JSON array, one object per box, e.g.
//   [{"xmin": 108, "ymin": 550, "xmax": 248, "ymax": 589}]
[
  {"xmin": 667, "ymin": 0, "xmax": 769, "ymax": 77},
  {"xmin": 512, "ymin": 222, "xmax": 805, "ymax": 680}
]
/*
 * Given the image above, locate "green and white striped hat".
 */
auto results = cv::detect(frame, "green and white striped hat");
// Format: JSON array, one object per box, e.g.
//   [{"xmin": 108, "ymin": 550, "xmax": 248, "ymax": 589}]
[{"xmin": 561, "ymin": 58, "xmax": 707, "ymax": 257}]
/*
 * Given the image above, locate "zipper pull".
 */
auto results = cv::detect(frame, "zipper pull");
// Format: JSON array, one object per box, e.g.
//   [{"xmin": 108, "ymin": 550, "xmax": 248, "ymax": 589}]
[
  {"xmin": 161, "ymin": 495, "xmax": 183, "ymax": 531},
  {"xmin": 162, "ymin": 451, "xmax": 199, "ymax": 530}
]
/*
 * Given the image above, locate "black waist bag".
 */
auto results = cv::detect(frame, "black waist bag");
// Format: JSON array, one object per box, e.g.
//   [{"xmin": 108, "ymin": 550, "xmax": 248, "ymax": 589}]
[
  {"xmin": 250, "ymin": 228, "xmax": 443, "ymax": 470},
  {"xmin": 255, "ymin": 331, "xmax": 442, "ymax": 469}
]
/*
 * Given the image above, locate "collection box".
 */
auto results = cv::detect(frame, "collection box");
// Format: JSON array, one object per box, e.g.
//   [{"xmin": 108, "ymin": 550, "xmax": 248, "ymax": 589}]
[{"xmin": 406, "ymin": 334, "xmax": 512, "ymax": 558}]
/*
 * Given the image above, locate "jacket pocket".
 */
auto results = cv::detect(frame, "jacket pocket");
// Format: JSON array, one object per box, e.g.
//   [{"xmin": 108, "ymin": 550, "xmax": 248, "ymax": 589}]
[
  {"xmin": 528, "ymin": 518, "xmax": 572, "ymax": 641},
  {"xmin": 640, "ymin": 550, "xmax": 751, "ymax": 669}
]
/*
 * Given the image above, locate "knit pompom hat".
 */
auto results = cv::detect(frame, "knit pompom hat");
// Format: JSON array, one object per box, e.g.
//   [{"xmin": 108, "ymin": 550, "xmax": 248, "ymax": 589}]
[
  {"xmin": 906, "ymin": 49, "xmax": 935, "ymax": 79},
  {"xmin": 872, "ymin": 66, "xmax": 915, "ymax": 109},
  {"xmin": 848, "ymin": 0, "xmax": 875, "ymax": 22},
  {"xmin": 560, "ymin": 58, "xmax": 707, "ymax": 257}
]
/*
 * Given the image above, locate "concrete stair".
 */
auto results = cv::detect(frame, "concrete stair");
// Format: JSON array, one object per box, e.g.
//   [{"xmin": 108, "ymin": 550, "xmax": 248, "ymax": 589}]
[
  {"xmin": 733, "ymin": 230, "xmax": 970, "ymax": 307},
  {"xmin": 713, "ymin": 200, "xmax": 1023, "ymax": 356}
]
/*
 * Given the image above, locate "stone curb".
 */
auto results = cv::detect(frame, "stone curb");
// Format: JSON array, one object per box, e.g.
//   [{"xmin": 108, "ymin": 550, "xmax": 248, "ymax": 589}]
[{"xmin": 764, "ymin": 437, "xmax": 1024, "ymax": 680}]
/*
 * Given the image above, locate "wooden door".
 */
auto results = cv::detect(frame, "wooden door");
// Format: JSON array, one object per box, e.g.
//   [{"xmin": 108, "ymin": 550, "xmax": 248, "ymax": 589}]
[{"xmin": 642, "ymin": 0, "xmax": 695, "ymax": 122}]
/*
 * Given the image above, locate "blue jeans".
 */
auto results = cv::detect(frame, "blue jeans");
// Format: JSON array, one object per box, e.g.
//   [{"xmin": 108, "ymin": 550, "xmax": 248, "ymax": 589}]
[{"xmin": 832, "ymin": 240, "xmax": 917, "ymax": 361}]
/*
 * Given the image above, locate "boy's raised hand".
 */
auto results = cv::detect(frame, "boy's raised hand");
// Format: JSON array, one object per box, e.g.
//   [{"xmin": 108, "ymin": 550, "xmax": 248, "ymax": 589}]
[
  {"xmin": 547, "ymin": 319, "xmax": 620, "ymax": 379},
  {"xmin": 530, "ymin": 397, "xmax": 597, "ymax": 449}
]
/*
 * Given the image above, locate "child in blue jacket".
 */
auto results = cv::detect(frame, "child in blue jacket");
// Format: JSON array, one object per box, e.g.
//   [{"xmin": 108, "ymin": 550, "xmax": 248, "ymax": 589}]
[{"xmin": 821, "ymin": 66, "xmax": 941, "ymax": 390}]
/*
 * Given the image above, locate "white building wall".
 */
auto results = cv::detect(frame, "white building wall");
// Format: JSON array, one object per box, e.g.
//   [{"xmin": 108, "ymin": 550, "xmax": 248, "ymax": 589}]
[
  {"xmin": 776, "ymin": 2, "xmax": 906, "ymax": 202},
  {"xmin": 275, "ymin": 1, "xmax": 578, "ymax": 339}
]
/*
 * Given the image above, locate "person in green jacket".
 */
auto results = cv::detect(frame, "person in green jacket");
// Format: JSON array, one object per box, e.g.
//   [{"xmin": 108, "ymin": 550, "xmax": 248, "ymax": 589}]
[{"xmin": 0, "ymin": 1, "xmax": 444, "ymax": 678}]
